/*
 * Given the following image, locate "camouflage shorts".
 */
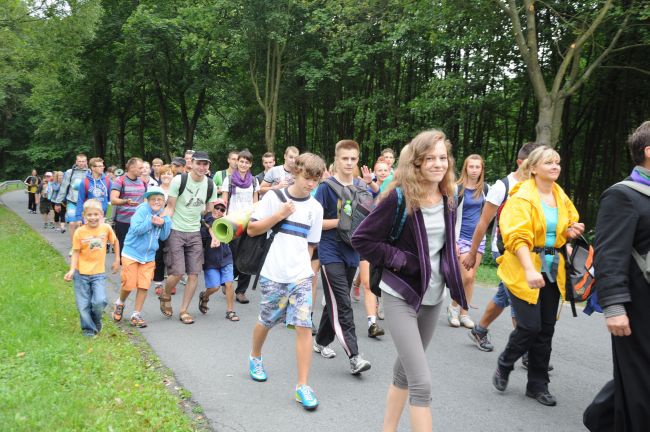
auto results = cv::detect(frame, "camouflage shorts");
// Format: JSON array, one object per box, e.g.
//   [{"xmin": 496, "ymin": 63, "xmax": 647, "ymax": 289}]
[{"xmin": 257, "ymin": 277, "xmax": 313, "ymax": 329}]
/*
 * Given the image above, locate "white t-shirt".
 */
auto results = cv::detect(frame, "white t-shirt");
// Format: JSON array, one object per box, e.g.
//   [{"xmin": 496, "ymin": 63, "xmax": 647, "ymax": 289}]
[
  {"xmin": 251, "ymin": 188, "xmax": 323, "ymax": 284},
  {"xmin": 485, "ymin": 172, "xmax": 519, "ymax": 253},
  {"xmin": 222, "ymin": 176, "xmax": 259, "ymax": 214},
  {"xmin": 263, "ymin": 165, "xmax": 294, "ymax": 186}
]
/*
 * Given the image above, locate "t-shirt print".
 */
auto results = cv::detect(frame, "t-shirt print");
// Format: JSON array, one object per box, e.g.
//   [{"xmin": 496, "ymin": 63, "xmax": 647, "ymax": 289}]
[
  {"xmin": 82, "ymin": 234, "xmax": 107, "ymax": 251},
  {"xmin": 183, "ymin": 185, "xmax": 206, "ymax": 209}
]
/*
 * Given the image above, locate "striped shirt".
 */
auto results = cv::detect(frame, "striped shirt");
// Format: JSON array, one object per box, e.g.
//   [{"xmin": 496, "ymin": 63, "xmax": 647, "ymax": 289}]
[{"xmin": 111, "ymin": 176, "xmax": 146, "ymax": 224}]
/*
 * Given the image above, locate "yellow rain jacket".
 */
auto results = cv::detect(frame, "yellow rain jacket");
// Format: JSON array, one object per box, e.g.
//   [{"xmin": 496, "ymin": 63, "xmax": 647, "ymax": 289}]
[{"xmin": 496, "ymin": 179, "xmax": 580, "ymax": 304}]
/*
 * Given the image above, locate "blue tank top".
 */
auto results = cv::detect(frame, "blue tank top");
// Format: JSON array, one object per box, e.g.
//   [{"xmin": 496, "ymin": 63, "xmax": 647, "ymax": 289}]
[{"xmin": 541, "ymin": 201, "xmax": 558, "ymax": 269}]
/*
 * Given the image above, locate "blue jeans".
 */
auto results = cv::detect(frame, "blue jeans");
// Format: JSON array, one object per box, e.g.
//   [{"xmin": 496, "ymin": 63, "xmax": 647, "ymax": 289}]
[{"xmin": 73, "ymin": 272, "xmax": 107, "ymax": 336}]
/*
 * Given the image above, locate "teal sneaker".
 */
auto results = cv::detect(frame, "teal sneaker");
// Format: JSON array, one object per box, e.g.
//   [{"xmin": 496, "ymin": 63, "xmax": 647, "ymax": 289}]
[
  {"xmin": 249, "ymin": 355, "xmax": 267, "ymax": 382},
  {"xmin": 295, "ymin": 385, "xmax": 319, "ymax": 410}
]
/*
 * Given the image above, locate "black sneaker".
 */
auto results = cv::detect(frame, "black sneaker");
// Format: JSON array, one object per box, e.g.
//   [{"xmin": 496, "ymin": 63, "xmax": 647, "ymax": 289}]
[
  {"xmin": 526, "ymin": 389, "xmax": 557, "ymax": 406},
  {"xmin": 368, "ymin": 323, "xmax": 385, "ymax": 338},
  {"xmin": 468, "ymin": 328, "xmax": 494, "ymax": 352},
  {"xmin": 492, "ymin": 367, "xmax": 509, "ymax": 391},
  {"xmin": 521, "ymin": 353, "xmax": 554, "ymax": 371}
]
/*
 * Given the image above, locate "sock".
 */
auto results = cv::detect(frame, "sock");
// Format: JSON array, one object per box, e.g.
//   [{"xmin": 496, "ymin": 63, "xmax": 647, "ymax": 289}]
[
  {"xmin": 475, "ymin": 324, "xmax": 488, "ymax": 335},
  {"xmin": 367, "ymin": 316, "xmax": 376, "ymax": 327}
]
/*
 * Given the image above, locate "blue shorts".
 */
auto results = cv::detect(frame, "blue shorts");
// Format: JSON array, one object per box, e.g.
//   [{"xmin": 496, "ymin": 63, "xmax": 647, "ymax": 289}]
[
  {"xmin": 258, "ymin": 277, "xmax": 312, "ymax": 329},
  {"xmin": 204, "ymin": 264, "xmax": 234, "ymax": 288},
  {"xmin": 65, "ymin": 201, "xmax": 81, "ymax": 223},
  {"xmin": 492, "ymin": 282, "xmax": 516, "ymax": 318}
]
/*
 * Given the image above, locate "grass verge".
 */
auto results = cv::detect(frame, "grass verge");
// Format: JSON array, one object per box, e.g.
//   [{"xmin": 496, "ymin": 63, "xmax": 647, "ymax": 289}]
[{"xmin": 0, "ymin": 205, "xmax": 201, "ymax": 431}]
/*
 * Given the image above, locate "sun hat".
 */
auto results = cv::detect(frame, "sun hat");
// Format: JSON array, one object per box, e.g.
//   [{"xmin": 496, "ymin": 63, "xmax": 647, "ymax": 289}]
[{"xmin": 144, "ymin": 186, "xmax": 165, "ymax": 199}]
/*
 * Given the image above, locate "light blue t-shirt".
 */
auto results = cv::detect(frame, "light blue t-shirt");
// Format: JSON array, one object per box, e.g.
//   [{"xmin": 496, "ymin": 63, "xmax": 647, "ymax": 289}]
[{"xmin": 541, "ymin": 201, "xmax": 558, "ymax": 269}]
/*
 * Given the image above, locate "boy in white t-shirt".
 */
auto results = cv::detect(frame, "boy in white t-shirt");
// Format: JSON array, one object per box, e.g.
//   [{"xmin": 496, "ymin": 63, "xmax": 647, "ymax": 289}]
[{"xmin": 246, "ymin": 153, "xmax": 325, "ymax": 411}]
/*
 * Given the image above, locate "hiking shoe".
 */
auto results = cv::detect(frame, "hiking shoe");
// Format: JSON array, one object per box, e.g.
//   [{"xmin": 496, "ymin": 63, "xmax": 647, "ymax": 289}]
[
  {"xmin": 351, "ymin": 283, "xmax": 361, "ymax": 302},
  {"xmin": 313, "ymin": 342, "xmax": 336, "ymax": 359},
  {"xmin": 295, "ymin": 385, "xmax": 319, "ymax": 410},
  {"xmin": 459, "ymin": 314, "xmax": 475, "ymax": 329},
  {"xmin": 249, "ymin": 356, "xmax": 267, "ymax": 382},
  {"xmin": 526, "ymin": 389, "xmax": 557, "ymax": 406},
  {"xmin": 521, "ymin": 353, "xmax": 554, "ymax": 371},
  {"xmin": 468, "ymin": 328, "xmax": 494, "ymax": 352},
  {"xmin": 350, "ymin": 355, "xmax": 371, "ymax": 375},
  {"xmin": 492, "ymin": 367, "xmax": 510, "ymax": 391},
  {"xmin": 368, "ymin": 323, "xmax": 385, "ymax": 338},
  {"xmin": 130, "ymin": 314, "xmax": 147, "ymax": 328},
  {"xmin": 112, "ymin": 303, "xmax": 125, "ymax": 322},
  {"xmin": 236, "ymin": 292, "xmax": 250, "ymax": 304},
  {"xmin": 447, "ymin": 304, "xmax": 460, "ymax": 327}
]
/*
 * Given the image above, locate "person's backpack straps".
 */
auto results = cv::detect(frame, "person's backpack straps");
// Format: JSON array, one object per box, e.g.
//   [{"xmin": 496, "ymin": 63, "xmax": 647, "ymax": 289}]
[
  {"xmin": 249, "ymin": 189, "xmax": 288, "ymax": 290},
  {"xmin": 178, "ymin": 172, "xmax": 189, "ymax": 197},
  {"xmin": 84, "ymin": 177, "xmax": 90, "ymax": 197},
  {"xmin": 178, "ymin": 172, "xmax": 214, "ymax": 204}
]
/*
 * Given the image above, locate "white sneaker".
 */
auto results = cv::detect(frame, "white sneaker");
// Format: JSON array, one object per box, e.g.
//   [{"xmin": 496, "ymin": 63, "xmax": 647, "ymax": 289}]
[
  {"xmin": 459, "ymin": 314, "xmax": 475, "ymax": 329},
  {"xmin": 313, "ymin": 342, "xmax": 336, "ymax": 359},
  {"xmin": 447, "ymin": 305, "xmax": 460, "ymax": 327}
]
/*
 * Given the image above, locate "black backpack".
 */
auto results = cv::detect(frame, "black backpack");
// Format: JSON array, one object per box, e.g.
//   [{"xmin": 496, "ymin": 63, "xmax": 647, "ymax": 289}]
[
  {"xmin": 234, "ymin": 189, "xmax": 287, "ymax": 290},
  {"xmin": 325, "ymin": 177, "xmax": 375, "ymax": 246},
  {"xmin": 178, "ymin": 172, "xmax": 214, "ymax": 205}
]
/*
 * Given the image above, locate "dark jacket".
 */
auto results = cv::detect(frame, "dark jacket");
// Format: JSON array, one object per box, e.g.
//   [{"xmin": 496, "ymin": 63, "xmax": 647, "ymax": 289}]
[
  {"xmin": 594, "ymin": 179, "xmax": 650, "ymax": 308},
  {"xmin": 352, "ymin": 189, "xmax": 467, "ymax": 312},
  {"xmin": 201, "ymin": 214, "xmax": 233, "ymax": 270}
]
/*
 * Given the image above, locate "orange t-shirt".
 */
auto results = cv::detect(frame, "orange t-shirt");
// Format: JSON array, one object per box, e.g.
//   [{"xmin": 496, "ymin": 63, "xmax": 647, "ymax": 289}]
[{"xmin": 72, "ymin": 223, "xmax": 116, "ymax": 275}]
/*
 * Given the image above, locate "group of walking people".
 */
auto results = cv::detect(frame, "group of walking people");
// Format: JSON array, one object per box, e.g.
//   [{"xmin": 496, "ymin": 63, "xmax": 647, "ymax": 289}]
[{"xmin": 24, "ymin": 120, "xmax": 650, "ymax": 430}]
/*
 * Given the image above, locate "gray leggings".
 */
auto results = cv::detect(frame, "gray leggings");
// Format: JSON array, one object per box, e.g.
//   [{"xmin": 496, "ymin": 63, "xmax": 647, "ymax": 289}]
[{"xmin": 383, "ymin": 293, "xmax": 442, "ymax": 407}]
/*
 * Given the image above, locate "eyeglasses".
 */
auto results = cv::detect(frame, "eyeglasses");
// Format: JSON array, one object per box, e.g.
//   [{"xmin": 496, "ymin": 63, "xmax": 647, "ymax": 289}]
[
  {"xmin": 215, "ymin": 206, "xmax": 226, "ymax": 212},
  {"xmin": 93, "ymin": 165, "xmax": 104, "ymax": 168}
]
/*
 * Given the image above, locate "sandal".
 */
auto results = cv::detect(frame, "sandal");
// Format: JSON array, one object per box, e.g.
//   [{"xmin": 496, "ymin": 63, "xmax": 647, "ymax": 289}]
[
  {"xmin": 159, "ymin": 294, "xmax": 173, "ymax": 317},
  {"xmin": 112, "ymin": 303, "xmax": 125, "ymax": 322},
  {"xmin": 154, "ymin": 283, "xmax": 163, "ymax": 297},
  {"xmin": 179, "ymin": 311, "xmax": 194, "ymax": 324},
  {"xmin": 225, "ymin": 311, "xmax": 240, "ymax": 322},
  {"xmin": 198, "ymin": 291, "xmax": 209, "ymax": 314}
]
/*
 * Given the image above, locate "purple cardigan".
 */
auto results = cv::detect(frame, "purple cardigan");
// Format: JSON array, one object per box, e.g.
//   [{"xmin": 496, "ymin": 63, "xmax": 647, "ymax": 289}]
[{"xmin": 352, "ymin": 189, "xmax": 467, "ymax": 312}]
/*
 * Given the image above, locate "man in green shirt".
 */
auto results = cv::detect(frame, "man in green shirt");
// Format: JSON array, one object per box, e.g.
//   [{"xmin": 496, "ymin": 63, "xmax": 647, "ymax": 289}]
[{"xmin": 160, "ymin": 151, "xmax": 218, "ymax": 324}]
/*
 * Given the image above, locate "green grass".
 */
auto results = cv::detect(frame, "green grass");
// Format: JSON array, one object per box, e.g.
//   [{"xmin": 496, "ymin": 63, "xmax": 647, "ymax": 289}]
[
  {"xmin": 0, "ymin": 206, "xmax": 199, "ymax": 431},
  {"xmin": 475, "ymin": 259, "xmax": 501, "ymax": 287},
  {"xmin": 0, "ymin": 182, "xmax": 23, "ymax": 195}
]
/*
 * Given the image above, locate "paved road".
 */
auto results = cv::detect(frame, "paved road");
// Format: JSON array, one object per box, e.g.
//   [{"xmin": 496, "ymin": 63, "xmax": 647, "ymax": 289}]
[{"xmin": 3, "ymin": 189, "xmax": 610, "ymax": 431}]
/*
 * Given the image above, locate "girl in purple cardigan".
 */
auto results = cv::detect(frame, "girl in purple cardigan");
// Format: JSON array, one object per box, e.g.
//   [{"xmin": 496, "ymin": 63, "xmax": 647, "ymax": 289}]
[{"xmin": 352, "ymin": 130, "xmax": 467, "ymax": 432}]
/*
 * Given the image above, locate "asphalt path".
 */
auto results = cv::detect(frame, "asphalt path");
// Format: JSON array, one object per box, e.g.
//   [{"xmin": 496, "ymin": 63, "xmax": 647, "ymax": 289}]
[{"xmin": 3, "ymin": 189, "xmax": 611, "ymax": 431}]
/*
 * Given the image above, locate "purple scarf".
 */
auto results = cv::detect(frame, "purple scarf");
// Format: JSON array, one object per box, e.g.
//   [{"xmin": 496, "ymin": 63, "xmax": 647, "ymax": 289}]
[
  {"xmin": 630, "ymin": 166, "xmax": 650, "ymax": 186},
  {"xmin": 230, "ymin": 170, "xmax": 253, "ymax": 194}
]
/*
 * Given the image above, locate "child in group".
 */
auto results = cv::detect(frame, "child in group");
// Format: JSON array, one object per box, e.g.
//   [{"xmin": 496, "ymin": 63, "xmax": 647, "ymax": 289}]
[
  {"xmin": 38, "ymin": 175, "xmax": 52, "ymax": 229},
  {"xmin": 198, "ymin": 198, "xmax": 238, "ymax": 321},
  {"xmin": 111, "ymin": 186, "xmax": 171, "ymax": 328},
  {"xmin": 64, "ymin": 199, "xmax": 120, "ymax": 337},
  {"xmin": 246, "ymin": 153, "xmax": 325, "ymax": 410}
]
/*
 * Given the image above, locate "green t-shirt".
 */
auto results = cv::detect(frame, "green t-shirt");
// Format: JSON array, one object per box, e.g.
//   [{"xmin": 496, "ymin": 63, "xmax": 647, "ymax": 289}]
[
  {"xmin": 169, "ymin": 174, "xmax": 218, "ymax": 232},
  {"xmin": 213, "ymin": 169, "xmax": 228, "ymax": 188}
]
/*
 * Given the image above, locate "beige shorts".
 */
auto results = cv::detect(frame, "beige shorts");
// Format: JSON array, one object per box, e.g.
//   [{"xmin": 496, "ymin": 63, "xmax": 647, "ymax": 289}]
[{"xmin": 120, "ymin": 257, "xmax": 156, "ymax": 291}]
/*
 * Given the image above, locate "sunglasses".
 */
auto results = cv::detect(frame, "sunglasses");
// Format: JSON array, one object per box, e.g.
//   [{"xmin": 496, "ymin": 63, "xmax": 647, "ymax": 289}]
[{"xmin": 214, "ymin": 206, "xmax": 226, "ymax": 212}]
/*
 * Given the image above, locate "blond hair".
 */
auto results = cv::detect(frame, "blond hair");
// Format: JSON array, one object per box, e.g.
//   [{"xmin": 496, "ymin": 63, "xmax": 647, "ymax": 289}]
[
  {"xmin": 383, "ymin": 130, "xmax": 455, "ymax": 213},
  {"xmin": 83, "ymin": 199, "xmax": 104, "ymax": 214},
  {"xmin": 457, "ymin": 154, "xmax": 485, "ymax": 200},
  {"xmin": 520, "ymin": 146, "xmax": 561, "ymax": 179}
]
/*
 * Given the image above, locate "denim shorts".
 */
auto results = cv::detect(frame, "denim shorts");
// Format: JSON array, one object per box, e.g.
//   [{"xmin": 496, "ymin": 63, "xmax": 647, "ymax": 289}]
[
  {"xmin": 204, "ymin": 264, "xmax": 234, "ymax": 288},
  {"xmin": 258, "ymin": 277, "xmax": 312, "ymax": 329}
]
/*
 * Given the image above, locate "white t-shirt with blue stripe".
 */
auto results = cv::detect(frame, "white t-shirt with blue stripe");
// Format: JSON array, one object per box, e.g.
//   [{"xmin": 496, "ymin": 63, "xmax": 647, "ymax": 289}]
[{"xmin": 251, "ymin": 188, "xmax": 323, "ymax": 284}]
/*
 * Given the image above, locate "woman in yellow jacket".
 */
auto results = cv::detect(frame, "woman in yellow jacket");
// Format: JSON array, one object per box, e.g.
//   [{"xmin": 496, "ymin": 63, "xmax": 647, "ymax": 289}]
[{"xmin": 492, "ymin": 146, "xmax": 585, "ymax": 406}]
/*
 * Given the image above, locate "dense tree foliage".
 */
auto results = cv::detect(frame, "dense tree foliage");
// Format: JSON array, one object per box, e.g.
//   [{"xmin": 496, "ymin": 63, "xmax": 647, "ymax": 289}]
[{"xmin": 1, "ymin": 0, "xmax": 649, "ymax": 224}]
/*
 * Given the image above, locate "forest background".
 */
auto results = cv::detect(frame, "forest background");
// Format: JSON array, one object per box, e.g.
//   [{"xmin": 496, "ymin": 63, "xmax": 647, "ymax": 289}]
[{"xmin": 1, "ymin": 0, "xmax": 649, "ymax": 225}]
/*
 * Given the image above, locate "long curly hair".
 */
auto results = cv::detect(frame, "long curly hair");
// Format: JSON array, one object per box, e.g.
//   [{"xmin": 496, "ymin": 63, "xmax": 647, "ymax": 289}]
[{"xmin": 382, "ymin": 129, "xmax": 456, "ymax": 213}]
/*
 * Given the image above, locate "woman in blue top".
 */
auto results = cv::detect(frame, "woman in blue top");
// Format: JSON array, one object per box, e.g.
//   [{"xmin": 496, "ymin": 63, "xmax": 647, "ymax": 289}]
[{"xmin": 447, "ymin": 154, "xmax": 487, "ymax": 329}]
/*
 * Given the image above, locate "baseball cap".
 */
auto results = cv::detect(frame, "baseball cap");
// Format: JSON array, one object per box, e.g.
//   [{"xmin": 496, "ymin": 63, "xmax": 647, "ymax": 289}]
[
  {"xmin": 44, "ymin": 172, "xmax": 53, "ymax": 177},
  {"xmin": 192, "ymin": 151, "xmax": 211, "ymax": 163},
  {"xmin": 171, "ymin": 157, "xmax": 186, "ymax": 167},
  {"xmin": 212, "ymin": 198, "xmax": 226, "ymax": 207},
  {"xmin": 144, "ymin": 186, "xmax": 165, "ymax": 199}
]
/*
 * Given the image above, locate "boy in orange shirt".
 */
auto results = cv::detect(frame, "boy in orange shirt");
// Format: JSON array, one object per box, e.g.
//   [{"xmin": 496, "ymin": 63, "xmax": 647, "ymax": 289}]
[{"xmin": 64, "ymin": 199, "xmax": 120, "ymax": 337}]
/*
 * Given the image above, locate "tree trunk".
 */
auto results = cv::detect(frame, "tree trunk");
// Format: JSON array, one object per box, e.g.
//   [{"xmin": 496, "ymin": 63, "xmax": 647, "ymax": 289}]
[
  {"xmin": 138, "ymin": 86, "xmax": 146, "ymax": 160},
  {"xmin": 154, "ymin": 78, "xmax": 170, "ymax": 161},
  {"xmin": 117, "ymin": 110, "xmax": 127, "ymax": 168}
]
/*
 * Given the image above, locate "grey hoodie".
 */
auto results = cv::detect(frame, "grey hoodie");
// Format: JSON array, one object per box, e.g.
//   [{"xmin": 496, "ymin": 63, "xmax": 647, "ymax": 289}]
[{"xmin": 52, "ymin": 165, "xmax": 89, "ymax": 204}]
